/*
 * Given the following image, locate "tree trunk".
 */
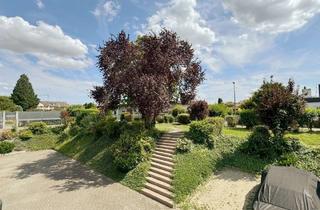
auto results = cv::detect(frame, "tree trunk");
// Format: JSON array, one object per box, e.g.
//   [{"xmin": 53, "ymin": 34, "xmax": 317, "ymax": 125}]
[{"xmin": 144, "ymin": 114, "xmax": 156, "ymax": 129}]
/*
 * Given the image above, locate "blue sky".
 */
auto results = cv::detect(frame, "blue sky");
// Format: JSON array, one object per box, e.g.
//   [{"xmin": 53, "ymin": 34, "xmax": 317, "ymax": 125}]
[{"xmin": 0, "ymin": 0, "xmax": 320, "ymax": 104}]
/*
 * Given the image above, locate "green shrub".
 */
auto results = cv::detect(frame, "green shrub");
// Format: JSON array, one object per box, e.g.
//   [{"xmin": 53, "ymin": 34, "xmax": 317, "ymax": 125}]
[
  {"xmin": 51, "ymin": 125, "xmax": 65, "ymax": 134},
  {"xmin": 208, "ymin": 104, "xmax": 229, "ymax": 117},
  {"xmin": 172, "ymin": 105, "xmax": 187, "ymax": 117},
  {"xmin": 19, "ymin": 130, "xmax": 33, "ymax": 140},
  {"xmin": 164, "ymin": 114, "xmax": 174, "ymax": 123},
  {"xmin": 278, "ymin": 153, "xmax": 299, "ymax": 166},
  {"xmin": 188, "ymin": 120, "xmax": 215, "ymax": 148},
  {"xmin": 176, "ymin": 138, "xmax": 192, "ymax": 153},
  {"xmin": 69, "ymin": 108, "xmax": 99, "ymax": 125},
  {"xmin": 0, "ymin": 130, "xmax": 14, "ymax": 141},
  {"xmin": 111, "ymin": 133, "xmax": 154, "ymax": 172},
  {"xmin": 177, "ymin": 113, "xmax": 190, "ymax": 124},
  {"xmin": 206, "ymin": 117, "xmax": 224, "ymax": 135},
  {"xmin": 28, "ymin": 122, "xmax": 48, "ymax": 134},
  {"xmin": 94, "ymin": 116, "xmax": 122, "ymax": 139},
  {"xmin": 243, "ymin": 125, "xmax": 273, "ymax": 159},
  {"xmin": 156, "ymin": 115, "xmax": 164, "ymax": 123},
  {"xmin": 225, "ymin": 115, "xmax": 238, "ymax": 127},
  {"xmin": 239, "ymin": 109, "xmax": 258, "ymax": 129},
  {"xmin": 0, "ymin": 141, "xmax": 15, "ymax": 154}
]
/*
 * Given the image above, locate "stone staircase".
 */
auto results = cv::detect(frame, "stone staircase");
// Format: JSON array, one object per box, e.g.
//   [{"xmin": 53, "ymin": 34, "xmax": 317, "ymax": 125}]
[{"xmin": 141, "ymin": 131, "xmax": 183, "ymax": 208}]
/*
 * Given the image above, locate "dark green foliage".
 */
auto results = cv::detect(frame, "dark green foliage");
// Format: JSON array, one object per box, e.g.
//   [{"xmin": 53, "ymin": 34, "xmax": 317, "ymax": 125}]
[
  {"xmin": 177, "ymin": 113, "xmax": 190, "ymax": 124},
  {"xmin": 278, "ymin": 153, "xmax": 299, "ymax": 166},
  {"xmin": 188, "ymin": 120, "xmax": 216, "ymax": 148},
  {"xmin": 19, "ymin": 130, "xmax": 33, "ymax": 140},
  {"xmin": 298, "ymin": 108, "xmax": 319, "ymax": 131},
  {"xmin": 239, "ymin": 109, "xmax": 259, "ymax": 129},
  {"xmin": 51, "ymin": 125, "xmax": 66, "ymax": 134},
  {"xmin": 11, "ymin": 74, "xmax": 39, "ymax": 110},
  {"xmin": 0, "ymin": 96, "xmax": 19, "ymax": 111},
  {"xmin": 164, "ymin": 114, "xmax": 174, "ymax": 123},
  {"xmin": 172, "ymin": 105, "xmax": 187, "ymax": 117},
  {"xmin": 28, "ymin": 122, "xmax": 48, "ymax": 134},
  {"xmin": 156, "ymin": 115, "xmax": 164, "ymax": 123},
  {"xmin": 225, "ymin": 115, "xmax": 238, "ymax": 127},
  {"xmin": 208, "ymin": 103, "xmax": 229, "ymax": 117},
  {"xmin": 0, "ymin": 141, "xmax": 15, "ymax": 154},
  {"xmin": 218, "ymin": 98, "xmax": 223, "ymax": 104},
  {"xmin": 206, "ymin": 117, "xmax": 224, "ymax": 135},
  {"xmin": 111, "ymin": 133, "xmax": 154, "ymax": 172},
  {"xmin": 73, "ymin": 108, "xmax": 99, "ymax": 125},
  {"xmin": 188, "ymin": 100, "xmax": 209, "ymax": 120},
  {"xmin": 83, "ymin": 102, "xmax": 96, "ymax": 109},
  {"xmin": 176, "ymin": 137, "xmax": 192, "ymax": 153}
]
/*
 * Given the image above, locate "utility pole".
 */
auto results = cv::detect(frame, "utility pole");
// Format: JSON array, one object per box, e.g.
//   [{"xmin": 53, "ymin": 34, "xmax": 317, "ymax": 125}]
[{"xmin": 233, "ymin": 81, "xmax": 236, "ymax": 115}]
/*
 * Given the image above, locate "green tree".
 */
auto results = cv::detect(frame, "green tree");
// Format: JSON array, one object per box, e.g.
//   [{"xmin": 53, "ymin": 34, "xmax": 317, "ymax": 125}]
[
  {"xmin": 0, "ymin": 96, "xmax": 17, "ymax": 111},
  {"xmin": 11, "ymin": 74, "xmax": 39, "ymax": 111}
]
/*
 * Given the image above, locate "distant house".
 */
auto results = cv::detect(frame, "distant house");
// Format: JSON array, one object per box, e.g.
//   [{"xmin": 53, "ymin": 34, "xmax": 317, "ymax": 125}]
[
  {"xmin": 302, "ymin": 85, "xmax": 320, "ymax": 108},
  {"xmin": 36, "ymin": 101, "xmax": 69, "ymax": 111}
]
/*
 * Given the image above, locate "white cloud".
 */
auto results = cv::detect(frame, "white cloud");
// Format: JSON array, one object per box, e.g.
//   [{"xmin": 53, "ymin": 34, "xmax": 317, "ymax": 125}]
[
  {"xmin": 143, "ymin": 0, "xmax": 219, "ymax": 71},
  {"xmin": 92, "ymin": 1, "xmax": 120, "ymax": 22},
  {"xmin": 36, "ymin": 0, "xmax": 44, "ymax": 9},
  {"xmin": 0, "ymin": 16, "xmax": 91, "ymax": 69},
  {"xmin": 223, "ymin": 0, "xmax": 320, "ymax": 34}
]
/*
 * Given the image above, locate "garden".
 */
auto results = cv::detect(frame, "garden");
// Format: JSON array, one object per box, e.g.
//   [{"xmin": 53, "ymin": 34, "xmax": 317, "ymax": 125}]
[{"xmin": 1, "ymin": 29, "xmax": 320, "ymax": 209}]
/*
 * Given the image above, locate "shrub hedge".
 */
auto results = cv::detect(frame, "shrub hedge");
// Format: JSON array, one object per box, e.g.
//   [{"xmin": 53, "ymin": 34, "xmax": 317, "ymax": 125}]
[
  {"xmin": 177, "ymin": 113, "xmax": 191, "ymax": 124},
  {"xmin": 239, "ymin": 109, "xmax": 259, "ymax": 129},
  {"xmin": 0, "ymin": 141, "xmax": 15, "ymax": 154},
  {"xmin": 19, "ymin": 130, "xmax": 33, "ymax": 140},
  {"xmin": 28, "ymin": 122, "xmax": 48, "ymax": 134},
  {"xmin": 176, "ymin": 137, "xmax": 192, "ymax": 153},
  {"xmin": 172, "ymin": 105, "xmax": 187, "ymax": 117},
  {"xmin": 187, "ymin": 120, "xmax": 216, "ymax": 148}
]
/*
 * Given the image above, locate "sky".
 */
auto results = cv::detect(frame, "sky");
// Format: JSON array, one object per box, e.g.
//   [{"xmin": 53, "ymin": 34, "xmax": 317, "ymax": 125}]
[{"xmin": 0, "ymin": 0, "xmax": 320, "ymax": 104}]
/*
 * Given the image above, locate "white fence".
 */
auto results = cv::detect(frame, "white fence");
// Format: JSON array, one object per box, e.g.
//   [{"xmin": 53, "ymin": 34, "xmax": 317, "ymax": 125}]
[{"xmin": 0, "ymin": 111, "xmax": 61, "ymax": 129}]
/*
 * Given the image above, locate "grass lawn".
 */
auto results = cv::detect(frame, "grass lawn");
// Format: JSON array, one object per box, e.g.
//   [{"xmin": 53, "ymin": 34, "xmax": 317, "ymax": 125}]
[
  {"xmin": 14, "ymin": 133, "xmax": 59, "ymax": 151},
  {"xmin": 156, "ymin": 123, "xmax": 189, "ymax": 132},
  {"xmin": 223, "ymin": 127, "xmax": 320, "ymax": 147}
]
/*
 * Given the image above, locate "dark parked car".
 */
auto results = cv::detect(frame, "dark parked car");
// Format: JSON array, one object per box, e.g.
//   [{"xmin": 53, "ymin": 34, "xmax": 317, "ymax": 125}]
[{"xmin": 254, "ymin": 166, "xmax": 320, "ymax": 210}]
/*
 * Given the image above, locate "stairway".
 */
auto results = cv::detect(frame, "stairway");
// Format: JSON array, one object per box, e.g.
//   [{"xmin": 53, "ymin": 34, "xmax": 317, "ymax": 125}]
[{"xmin": 141, "ymin": 131, "xmax": 183, "ymax": 208}]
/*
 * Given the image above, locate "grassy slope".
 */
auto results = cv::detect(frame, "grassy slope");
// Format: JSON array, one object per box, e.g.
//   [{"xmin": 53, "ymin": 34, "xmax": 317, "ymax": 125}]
[
  {"xmin": 55, "ymin": 133, "xmax": 150, "ymax": 191},
  {"xmin": 14, "ymin": 133, "xmax": 59, "ymax": 151}
]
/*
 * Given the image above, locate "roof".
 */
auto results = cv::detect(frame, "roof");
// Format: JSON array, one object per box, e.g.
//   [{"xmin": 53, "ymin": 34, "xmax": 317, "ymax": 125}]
[
  {"xmin": 305, "ymin": 97, "xmax": 320, "ymax": 103},
  {"xmin": 40, "ymin": 101, "xmax": 69, "ymax": 107}
]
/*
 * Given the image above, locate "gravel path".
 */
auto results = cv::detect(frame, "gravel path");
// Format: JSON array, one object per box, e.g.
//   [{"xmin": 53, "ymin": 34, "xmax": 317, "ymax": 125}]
[
  {"xmin": 189, "ymin": 168, "xmax": 260, "ymax": 210},
  {"xmin": 0, "ymin": 150, "xmax": 171, "ymax": 210}
]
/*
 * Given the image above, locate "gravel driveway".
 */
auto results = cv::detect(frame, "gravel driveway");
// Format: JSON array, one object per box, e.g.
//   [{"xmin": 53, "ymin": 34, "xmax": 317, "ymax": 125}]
[{"xmin": 0, "ymin": 150, "xmax": 171, "ymax": 210}]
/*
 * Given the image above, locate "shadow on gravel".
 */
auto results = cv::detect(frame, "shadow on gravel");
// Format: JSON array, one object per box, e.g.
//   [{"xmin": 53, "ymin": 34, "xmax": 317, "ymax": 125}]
[{"xmin": 13, "ymin": 151, "xmax": 112, "ymax": 192}]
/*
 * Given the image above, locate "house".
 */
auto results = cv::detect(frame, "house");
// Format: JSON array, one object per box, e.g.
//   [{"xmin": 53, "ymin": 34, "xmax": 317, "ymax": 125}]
[
  {"xmin": 36, "ymin": 101, "xmax": 69, "ymax": 111},
  {"xmin": 302, "ymin": 85, "xmax": 320, "ymax": 108}
]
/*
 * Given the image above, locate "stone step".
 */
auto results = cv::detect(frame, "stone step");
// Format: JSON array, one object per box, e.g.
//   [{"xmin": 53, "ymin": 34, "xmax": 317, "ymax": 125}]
[
  {"xmin": 149, "ymin": 167, "xmax": 173, "ymax": 178},
  {"xmin": 141, "ymin": 188, "xmax": 174, "ymax": 208},
  {"xmin": 146, "ymin": 177, "xmax": 173, "ymax": 191},
  {"xmin": 148, "ymin": 171, "xmax": 172, "ymax": 184},
  {"xmin": 151, "ymin": 162, "xmax": 173, "ymax": 173},
  {"xmin": 151, "ymin": 157, "xmax": 174, "ymax": 167},
  {"xmin": 145, "ymin": 182, "xmax": 173, "ymax": 199},
  {"xmin": 157, "ymin": 144, "xmax": 176, "ymax": 150},
  {"xmin": 154, "ymin": 151, "xmax": 173, "ymax": 158},
  {"xmin": 156, "ymin": 147, "xmax": 175, "ymax": 154},
  {"xmin": 157, "ymin": 141, "xmax": 176, "ymax": 146},
  {"xmin": 160, "ymin": 136, "xmax": 181, "ymax": 141},
  {"xmin": 158, "ymin": 140, "xmax": 177, "ymax": 145},
  {"xmin": 152, "ymin": 154, "xmax": 173, "ymax": 162}
]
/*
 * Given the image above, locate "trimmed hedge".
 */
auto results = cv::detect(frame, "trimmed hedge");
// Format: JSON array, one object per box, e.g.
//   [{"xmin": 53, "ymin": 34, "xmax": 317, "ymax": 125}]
[
  {"xmin": 239, "ymin": 109, "xmax": 258, "ymax": 129},
  {"xmin": 172, "ymin": 105, "xmax": 187, "ymax": 117},
  {"xmin": 28, "ymin": 122, "xmax": 48, "ymax": 134},
  {"xmin": 187, "ymin": 120, "xmax": 216, "ymax": 148},
  {"xmin": 206, "ymin": 117, "xmax": 224, "ymax": 135},
  {"xmin": 177, "ymin": 113, "xmax": 191, "ymax": 124},
  {"xmin": 0, "ymin": 141, "xmax": 15, "ymax": 154}
]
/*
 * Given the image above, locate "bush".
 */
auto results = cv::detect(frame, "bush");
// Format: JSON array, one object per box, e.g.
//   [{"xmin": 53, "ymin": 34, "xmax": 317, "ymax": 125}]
[
  {"xmin": 208, "ymin": 103, "xmax": 229, "ymax": 117},
  {"xmin": 239, "ymin": 109, "xmax": 259, "ymax": 129},
  {"xmin": 278, "ymin": 153, "xmax": 299, "ymax": 166},
  {"xmin": 28, "ymin": 122, "xmax": 48, "ymax": 134},
  {"xmin": 111, "ymin": 133, "xmax": 154, "ymax": 172},
  {"xmin": 188, "ymin": 100, "xmax": 209, "ymax": 120},
  {"xmin": 0, "ymin": 130, "xmax": 14, "ymax": 141},
  {"xmin": 164, "ymin": 114, "xmax": 174, "ymax": 123},
  {"xmin": 0, "ymin": 141, "xmax": 15, "ymax": 154},
  {"xmin": 205, "ymin": 117, "xmax": 224, "ymax": 135},
  {"xmin": 176, "ymin": 137, "xmax": 192, "ymax": 153},
  {"xmin": 177, "ymin": 113, "xmax": 190, "ymax": 124},
  {"xmin": 188, "ymin": 120, "xmax": 216, "ymax": 148},
  {"xmin": 225, "ymin": 115, "xmax": 238, "ymax": 127},
  {"xmin": 51, "ymin": 125, "xmax": 65, "ymax": 134},
  {"xmin": 19, "ymin": 130, "xmax": 33, "ymax": 140},
  {"xmin": 243, "ymin": 125, "xmax": 272, "ymax": 158},
  {"xmin": 172, "ymin": 105, "xmax": 187, "ymax": 117},
  {"xmin": 156, "ymin": 115, "xmax": 164, "ymax": 123},
  {"xmin": 121, "ymin": 112, "xmax": 132, "ymax": 122}
]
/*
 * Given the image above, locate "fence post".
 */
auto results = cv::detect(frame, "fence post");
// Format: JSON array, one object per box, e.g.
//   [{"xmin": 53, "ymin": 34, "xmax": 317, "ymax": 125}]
[
  {"xmin": 15, "ymin": 111, "xmax": 19, "ymax": 130},
  {"xmin": 2, "ymin": 111, "xmax": 5, "ymax": 129}
]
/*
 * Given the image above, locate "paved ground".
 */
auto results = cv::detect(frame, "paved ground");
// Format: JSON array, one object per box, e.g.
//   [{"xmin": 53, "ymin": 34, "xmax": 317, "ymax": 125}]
[
  {"xmin": 189, "ymin": 168, "xmax": 260, "ymax": 210},
  {"xmin": 0, "ymin": 150, "xmax": 171, "ymax": 210}
]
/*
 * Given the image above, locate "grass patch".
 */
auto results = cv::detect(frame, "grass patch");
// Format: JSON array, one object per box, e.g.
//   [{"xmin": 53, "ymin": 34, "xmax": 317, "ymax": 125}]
[
  {"xmin": 156, "ymin": 123, "xmax": 189, "ymax": 132},
  {"xmin": 223, "ymin": 127, "xmax": 251, "ymax": 139},
  {"xmin": 14, "ymin": 133, "xmax": 59, "ymax": 151},
  {"xmin": 55, "ymin": 131, "xmax": 151, "ymax": 190}
]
